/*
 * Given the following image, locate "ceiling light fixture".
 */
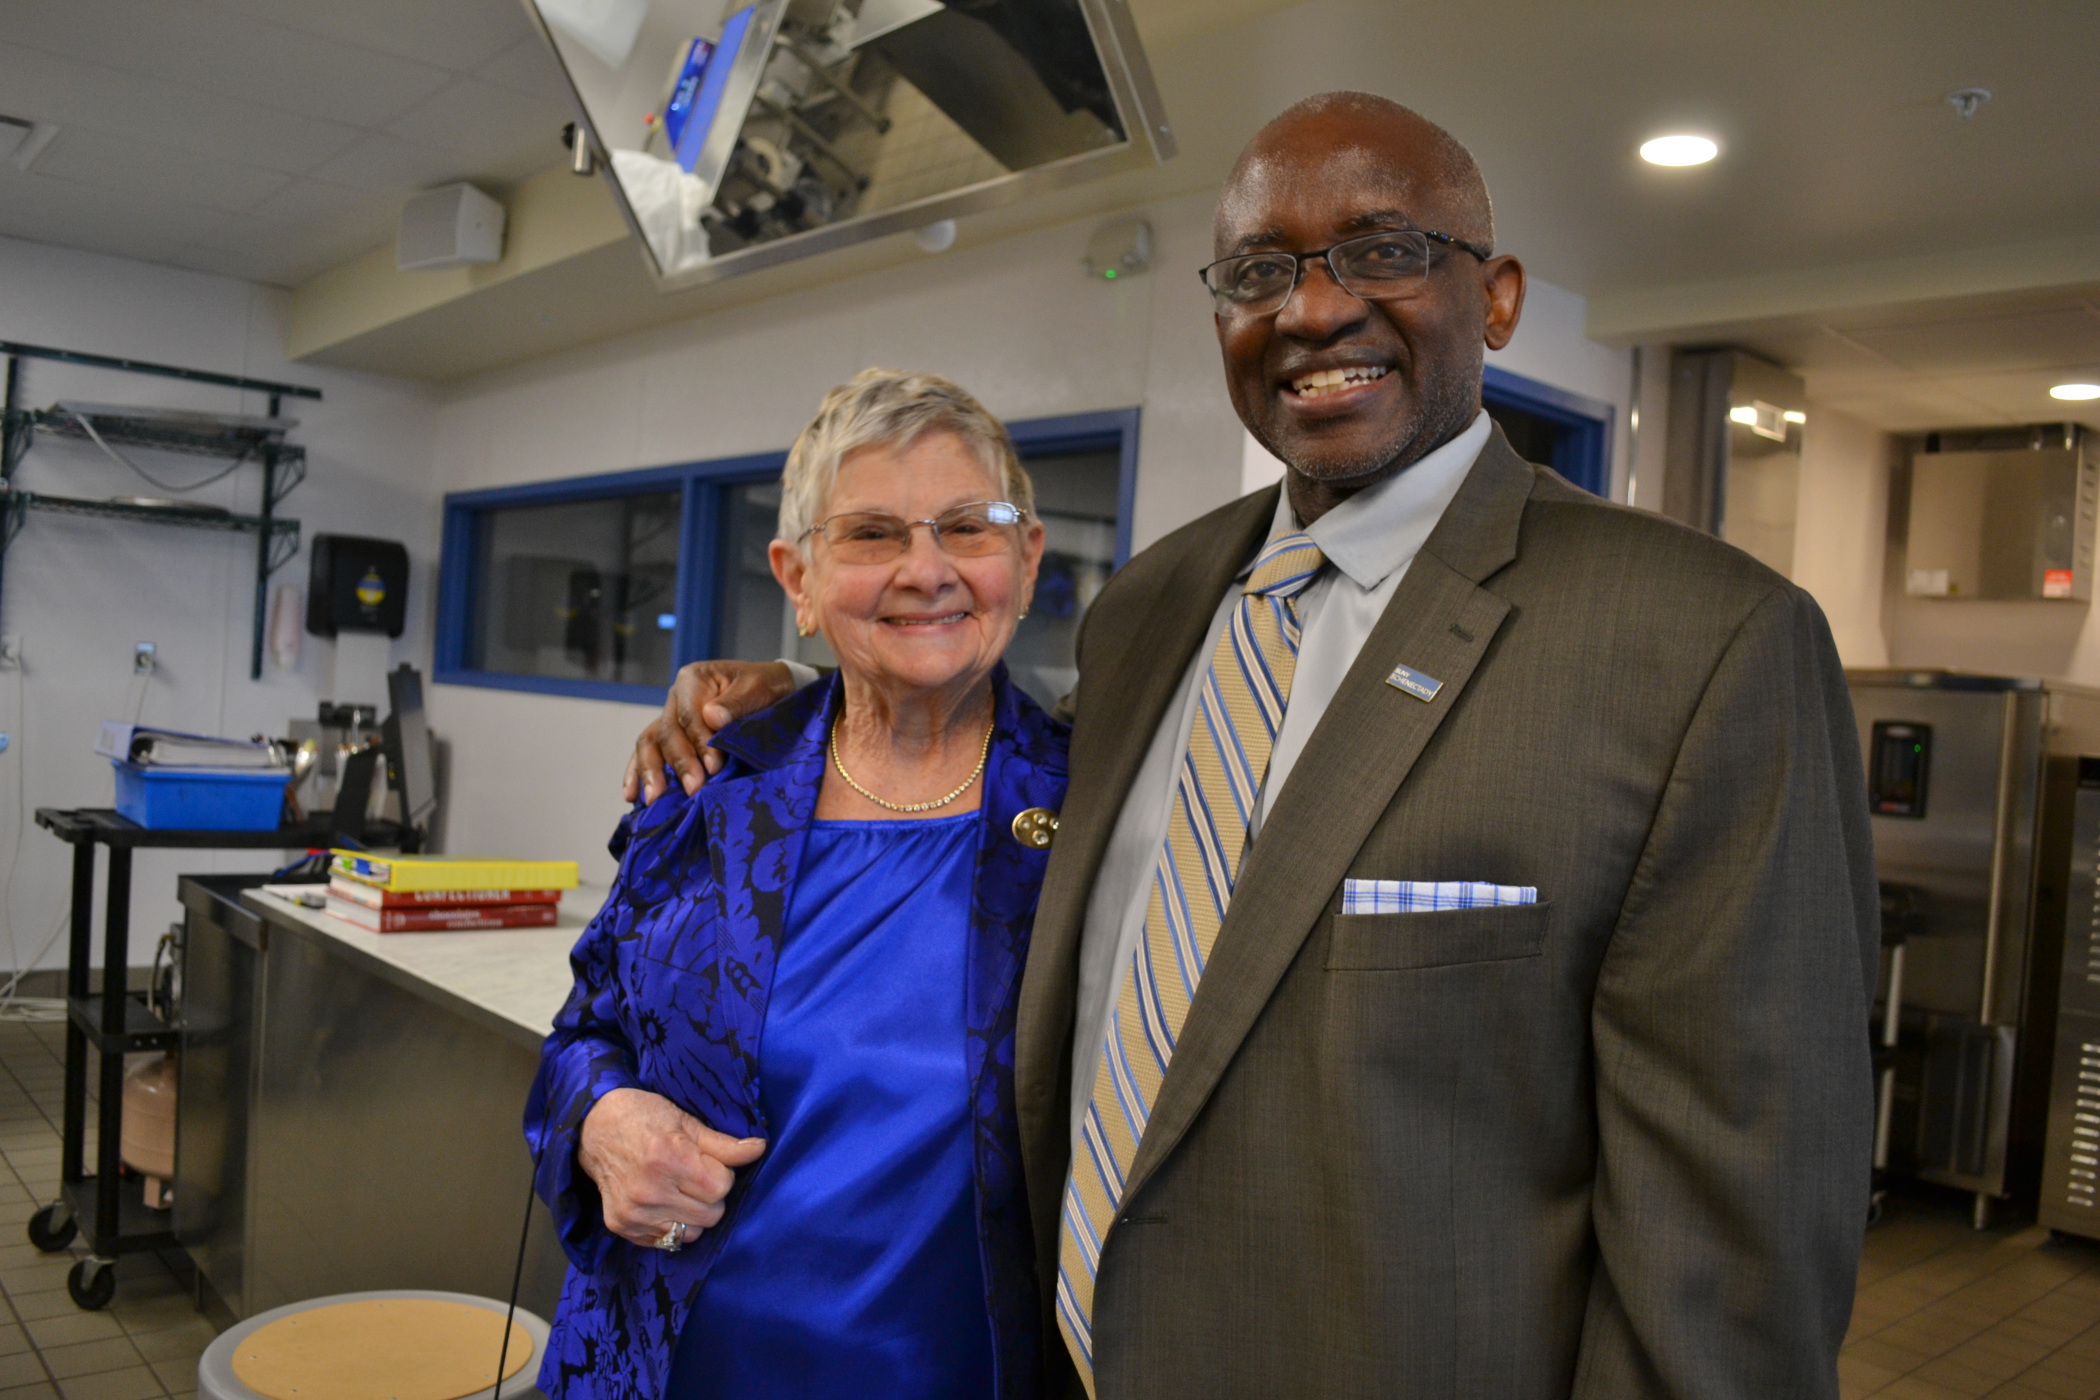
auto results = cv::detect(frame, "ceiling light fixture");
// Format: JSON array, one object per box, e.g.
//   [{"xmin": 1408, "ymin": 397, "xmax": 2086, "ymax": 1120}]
[
  {"xmin": 1728, "ymin": 406, "xmax": 1758, "ymax": 424},
  {"xmin": 1639, "ymin": 134, "xmax": 1719, "ymax": 167},
  {"xmin": 2051, "ymin": 383, "xmax": 2100, "ymax": 401},
  {"xmin": 1783, "ymin": 410, "xmax": 1807, "ymax": 424}
]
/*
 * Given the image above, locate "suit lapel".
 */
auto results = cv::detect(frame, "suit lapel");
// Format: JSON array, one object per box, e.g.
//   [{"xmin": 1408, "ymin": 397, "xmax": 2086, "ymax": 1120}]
[
  {"xmin": 1016, "ymin": 488, "xmax": 1279, "ymax": 1196},
  {"xmin": 1122, "ymin": 430, "xmax": 1538, "ymax": 1199}
]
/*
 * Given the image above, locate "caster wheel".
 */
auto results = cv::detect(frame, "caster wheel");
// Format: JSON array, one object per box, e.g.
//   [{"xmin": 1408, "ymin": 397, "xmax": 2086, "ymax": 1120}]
[
  {"xmin": 26, "ymin": 1203, "xmax": 75, "ymax": 1253},
  {"xmin": 66, "ymin": 1259, "xmax": 114, "ymax": 1311}
]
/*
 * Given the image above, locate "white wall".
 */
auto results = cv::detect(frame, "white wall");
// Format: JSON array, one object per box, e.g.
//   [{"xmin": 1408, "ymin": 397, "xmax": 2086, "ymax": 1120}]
[
  {"xmin": 0, "ymin": 235, "xmax": 441, "ymax": 970},
  {"xmin": 1790, "ymin": 405, "xmax": 1892, "ymax": 667}
]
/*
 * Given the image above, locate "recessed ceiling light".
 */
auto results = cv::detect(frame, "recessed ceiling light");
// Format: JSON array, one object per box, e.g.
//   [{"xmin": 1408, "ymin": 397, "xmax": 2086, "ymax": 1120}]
[
  {"xmin": 1640, "ymin": 134, "xmax": 1719, "ymax": 167},
  {"xmin": 2051, "ymin": 383, "xmax": 2100, "ymax": 401}
]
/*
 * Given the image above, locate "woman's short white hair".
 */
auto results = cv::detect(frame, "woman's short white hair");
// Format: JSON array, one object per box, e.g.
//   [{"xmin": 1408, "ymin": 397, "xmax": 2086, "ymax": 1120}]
[{"xmin": 779, "ymin": 368, "xmax": 1034, "ymax": 549}]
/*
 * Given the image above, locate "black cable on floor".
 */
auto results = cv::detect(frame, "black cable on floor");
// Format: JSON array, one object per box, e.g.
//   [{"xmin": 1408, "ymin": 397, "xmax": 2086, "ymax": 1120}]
[{"xmin": 495, "ymin": 1135, "xmax": 546, "ymax": 1397}]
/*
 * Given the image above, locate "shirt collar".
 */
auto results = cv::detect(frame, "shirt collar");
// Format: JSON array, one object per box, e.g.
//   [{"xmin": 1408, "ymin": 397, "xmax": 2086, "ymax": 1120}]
[{"xmin": 1244, "ymin": 410, "xmax": 1492, "ymax": 591}]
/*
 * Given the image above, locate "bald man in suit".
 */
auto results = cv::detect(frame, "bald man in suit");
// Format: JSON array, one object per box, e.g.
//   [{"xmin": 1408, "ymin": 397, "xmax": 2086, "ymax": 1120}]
[{"xmin": 629, "ymin": 93, "xmax": 1877, "ymax": 1399}]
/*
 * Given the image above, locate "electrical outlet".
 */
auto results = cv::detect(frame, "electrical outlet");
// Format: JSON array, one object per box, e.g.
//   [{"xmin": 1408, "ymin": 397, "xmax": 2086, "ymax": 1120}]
[
  {"xmin": 133, "ymin": 642, "xmax": 157, "ymax": 675},
  {"xmin": 0, "ymin": 635, "xmax": 19, "ymax": 669}
]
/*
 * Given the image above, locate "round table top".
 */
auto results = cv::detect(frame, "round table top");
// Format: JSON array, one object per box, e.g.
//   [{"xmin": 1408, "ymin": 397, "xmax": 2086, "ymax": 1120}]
[{"xmin": 198, "ymin": 1291, "xmax": 549, "ymax": 1400}]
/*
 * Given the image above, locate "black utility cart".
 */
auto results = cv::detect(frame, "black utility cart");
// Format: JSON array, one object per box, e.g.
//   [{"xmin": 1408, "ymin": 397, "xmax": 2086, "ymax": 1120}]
[{"xmin": 25, "ymin": 809, "xmax": 354, "ymax": 1308}]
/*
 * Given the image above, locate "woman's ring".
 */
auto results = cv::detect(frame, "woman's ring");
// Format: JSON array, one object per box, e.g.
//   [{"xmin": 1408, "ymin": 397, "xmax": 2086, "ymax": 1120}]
[{"xmin": 654, "ymin": 1221, "xmax": 686, "ymax": 1253}]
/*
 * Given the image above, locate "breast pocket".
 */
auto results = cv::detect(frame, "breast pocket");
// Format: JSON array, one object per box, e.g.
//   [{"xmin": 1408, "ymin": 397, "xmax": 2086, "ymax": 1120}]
[{"xmin": 1326, "ymin": 900, "xmax": 1553, "ymax": 971}]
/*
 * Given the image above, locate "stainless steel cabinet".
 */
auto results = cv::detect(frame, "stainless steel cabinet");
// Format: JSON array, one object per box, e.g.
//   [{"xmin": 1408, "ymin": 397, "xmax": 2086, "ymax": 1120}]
[
  {"xmin": 1851, "ymin": 671, "xmax": 2100, "ymax": 1223},
  {"xmin": 175, "ymin": 876, "xmax": 266, "ymax": 1317},
  {"xmin": 174, "ymin": 877, "xmax": 566, "ymax": 1322}
]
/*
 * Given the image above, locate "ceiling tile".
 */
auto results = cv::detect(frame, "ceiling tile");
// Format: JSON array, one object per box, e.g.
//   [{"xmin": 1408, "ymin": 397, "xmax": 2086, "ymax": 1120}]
[
  {"xmin": 1933, "ymin": 367, "xmax": 2100, "ymax": 421},
  {"xmin": 244, "ymin": 178, "xmax": 396, "ymax": 233},
  {"xmin": 0, "ymin": 41, "xmax": 361, "ymax": 174},
  {"xmin": 0, "ymin": 167, "xmax": 229, "ymax": 263},
  {"xmin": 1739, "ymin": 325, "xmax": 1909, "ymax": 381},
  {"xmin": 202, "ymin": 0, "xmax": 531, "ymax": 73},
  {"xmin": 1844, "ymin": 306, "xmax": 2100, "ymax": 377},
  {"xmin": 303, "ymin": 131, "xmax": 509, "ymax": 195},
  {"xmin": 384, "ymin": 76, "xmax": 572, "ymax": 165},
  {"xmin": 0, "ymin": 0, "xmax": 454, "ymax": 129},
  {"xmin": 171, "ymin": 215, "xmax": 394, "ymax": 286},
  {"xmin": 28, "ymin": 126, "xmax": 293, "ymax": 214},
  {"xmin": 474, "ymin": 36, "xmax": 570, "ymax": 99}
]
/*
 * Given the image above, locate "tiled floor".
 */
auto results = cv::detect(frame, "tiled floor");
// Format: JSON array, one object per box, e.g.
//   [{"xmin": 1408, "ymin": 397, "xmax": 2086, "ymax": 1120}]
[
  {"xmin": 0, "ymin": 1017, "xmax": 215, "ymax": 1400},
  {"xmin": 1846, "ymin": 1192, "xmax": 2100, "ymax": 1398},
  {"xmin": 0, "ymin": 1006, "xmax": 2095, "ymax": 1400}
]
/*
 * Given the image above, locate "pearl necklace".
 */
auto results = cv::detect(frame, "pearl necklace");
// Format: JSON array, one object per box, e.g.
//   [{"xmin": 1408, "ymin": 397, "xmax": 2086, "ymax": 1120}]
[{"xmin": 829, "ymin": 717, "xmax": 994, "ymax": 813}]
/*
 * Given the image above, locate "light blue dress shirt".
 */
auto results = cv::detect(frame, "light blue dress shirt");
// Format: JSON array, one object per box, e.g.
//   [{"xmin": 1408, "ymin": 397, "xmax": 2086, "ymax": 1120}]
[{"xmin": 1065, "ymin": 412, "xmax": 1491, "ymax": 1145}]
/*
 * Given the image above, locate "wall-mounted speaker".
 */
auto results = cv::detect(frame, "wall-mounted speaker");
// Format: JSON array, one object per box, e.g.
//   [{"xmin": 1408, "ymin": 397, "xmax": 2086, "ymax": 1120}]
[{"xmin": 397, "ymin": 183, "xmax": 505, "ymax": 272}]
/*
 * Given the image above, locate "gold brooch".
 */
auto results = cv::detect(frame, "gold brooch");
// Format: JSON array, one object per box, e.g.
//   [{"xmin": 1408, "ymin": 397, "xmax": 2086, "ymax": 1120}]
[{"xmin": 1012, "ymin": 807, "xmax": 1060, "ymax": 849}]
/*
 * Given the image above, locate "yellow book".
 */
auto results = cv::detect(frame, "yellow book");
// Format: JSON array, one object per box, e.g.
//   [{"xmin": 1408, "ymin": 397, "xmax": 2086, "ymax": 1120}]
[{"xmin": 330, "ymin": 850, "xmax": 579, "ymax": 893}]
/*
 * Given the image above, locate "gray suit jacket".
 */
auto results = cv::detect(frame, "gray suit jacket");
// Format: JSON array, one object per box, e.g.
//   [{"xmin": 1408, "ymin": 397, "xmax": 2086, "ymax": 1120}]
[{"xmin": 1017, "ymin": 427, "xmax": 1878, "ymax": 1399}]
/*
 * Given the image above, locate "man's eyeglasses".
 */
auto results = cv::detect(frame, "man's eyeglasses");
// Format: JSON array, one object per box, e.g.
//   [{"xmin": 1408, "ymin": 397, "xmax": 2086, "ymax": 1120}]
[
  {"xmin": 1198, "ymin": 229, "xmax": 1492, "ymax": 318},
  {"xmin": 802, "ymin": 501, "xmax": 1027, "ymax": 565}
]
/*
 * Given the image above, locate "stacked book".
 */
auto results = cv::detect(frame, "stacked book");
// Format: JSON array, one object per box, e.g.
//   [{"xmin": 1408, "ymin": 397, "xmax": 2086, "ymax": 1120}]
[{"xmin": 327, "ymin": 850, "xmax": 580, "ymax": 932}]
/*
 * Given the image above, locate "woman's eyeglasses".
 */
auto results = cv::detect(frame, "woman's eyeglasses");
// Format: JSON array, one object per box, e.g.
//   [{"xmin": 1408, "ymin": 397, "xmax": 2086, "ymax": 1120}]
[
  {"xmin": 1198, "ymin": 228, "xmax": 1491, "ymax": 317},
  {"xmin": 803, "ymin": 501, "xmax": 1027, "ymax": 565}
]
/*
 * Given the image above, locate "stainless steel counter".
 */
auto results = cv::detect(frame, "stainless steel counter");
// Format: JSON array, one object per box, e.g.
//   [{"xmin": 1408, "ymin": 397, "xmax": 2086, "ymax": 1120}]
[
  {"xmin": 177, "ymin": 877, "xmax": 603, "ymax": 1326},
  {"xmin": 245, "ymin": 885, "xmax": 597, "ymax": 1046}
]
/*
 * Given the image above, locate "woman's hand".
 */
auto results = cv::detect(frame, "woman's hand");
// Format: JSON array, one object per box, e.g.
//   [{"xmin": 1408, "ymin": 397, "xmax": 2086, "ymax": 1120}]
[
  {"xmin": 624, "ymin": 661, "xmax": 798, "ymax": 803},
  {"xmin": 577, "ymin": 1087, "xmax": 767, "ymax": 1249}
]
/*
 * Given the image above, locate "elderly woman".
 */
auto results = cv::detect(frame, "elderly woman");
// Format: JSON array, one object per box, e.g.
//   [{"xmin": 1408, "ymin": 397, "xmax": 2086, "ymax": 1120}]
[{"xmin": 526, "ymin": 369, "xmax": 1066, "ymax": 1400}]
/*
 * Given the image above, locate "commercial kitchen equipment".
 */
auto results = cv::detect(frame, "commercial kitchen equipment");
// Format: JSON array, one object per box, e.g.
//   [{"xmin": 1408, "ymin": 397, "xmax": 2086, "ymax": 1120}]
[
  {"xmin": 2038, "ymin": 762, "xmax": 2100, "ymax": 1240},
  {"xmin": 1850, "ymin": 670, "xmax": 2100, "ymax": 1226},
  {"xmin": 1903, "ymin": 423, "xmax": 2094, "ymax": 603},
  {"xmin": 523, "ymin": 0, "xmax": 1173, "ymax": 287},
  {"xmin": 175, "ymin": 876, "xmax": 577, "ymax": 1322}
]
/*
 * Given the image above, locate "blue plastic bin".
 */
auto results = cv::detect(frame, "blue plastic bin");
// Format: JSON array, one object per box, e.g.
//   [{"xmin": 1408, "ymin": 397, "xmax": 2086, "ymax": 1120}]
[{"xmin": 111, "ymin": 762, "xmax": 288, "ymax": 831}]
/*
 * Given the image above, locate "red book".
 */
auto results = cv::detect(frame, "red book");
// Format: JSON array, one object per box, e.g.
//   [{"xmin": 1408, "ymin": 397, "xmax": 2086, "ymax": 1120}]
[
  {"xmin": 325, "ymin": 896, "xmax": 561, "ymax": 933},
  {"xmin": 328, "ymin": 877, "xmax": 563, "ymax": 911}
]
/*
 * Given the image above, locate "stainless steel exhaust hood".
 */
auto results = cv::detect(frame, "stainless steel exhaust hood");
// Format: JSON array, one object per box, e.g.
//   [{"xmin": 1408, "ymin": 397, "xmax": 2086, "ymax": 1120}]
[{"xmin": 521, "ymin": 0, "xmax": 1174, "ymax": 290}]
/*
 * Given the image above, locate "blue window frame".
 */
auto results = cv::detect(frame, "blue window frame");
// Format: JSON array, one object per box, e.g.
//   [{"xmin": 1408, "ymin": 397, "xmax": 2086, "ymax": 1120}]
[
  {"xmin": 434, "ymin": 407, "xmax": 1140, "ymax": 704},
  {"xmin": 1481, "ymin": 365, "xmax": 1616, "ymax": 497}
]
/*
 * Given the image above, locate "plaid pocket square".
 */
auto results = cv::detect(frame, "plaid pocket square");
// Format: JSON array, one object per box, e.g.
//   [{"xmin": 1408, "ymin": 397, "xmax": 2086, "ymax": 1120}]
[{"xmin": 1341, "ymin": 879, "xmax": 1539, "ymax": 915}]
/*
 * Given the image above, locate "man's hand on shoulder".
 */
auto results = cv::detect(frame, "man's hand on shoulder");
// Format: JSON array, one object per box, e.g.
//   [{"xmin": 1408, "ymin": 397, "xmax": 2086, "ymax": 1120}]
[{"xmin": 624, "ymin": 660, "xmax": 797, "ymax": 803}]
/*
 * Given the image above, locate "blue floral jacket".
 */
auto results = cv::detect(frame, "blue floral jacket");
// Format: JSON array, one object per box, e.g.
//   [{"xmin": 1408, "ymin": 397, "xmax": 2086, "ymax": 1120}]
[{"xmin": 524, "ymin": 667, "xmax": 1067, "ymax": 1400}]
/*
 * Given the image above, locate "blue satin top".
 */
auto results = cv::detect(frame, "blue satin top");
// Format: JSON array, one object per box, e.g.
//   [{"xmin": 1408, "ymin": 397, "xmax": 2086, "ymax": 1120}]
[{"xmin": 668, "ymin": 811, "xmax": 994, "ymax": 1399}]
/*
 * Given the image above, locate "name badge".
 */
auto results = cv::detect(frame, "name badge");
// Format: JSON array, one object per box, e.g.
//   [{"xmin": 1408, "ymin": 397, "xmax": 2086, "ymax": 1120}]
[{"xmin": 1385, "ymin": 663, "xmax": 1443, "ymax": 703}]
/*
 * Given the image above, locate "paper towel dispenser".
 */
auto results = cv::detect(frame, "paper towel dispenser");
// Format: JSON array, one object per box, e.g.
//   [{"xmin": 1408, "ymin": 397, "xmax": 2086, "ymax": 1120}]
[
  {"xmin": 1905, "ymin": 425, "xmax": 2094, "ymax": 602},
  {"xmin": 306, "ymin": 534, "xmax": 409, "ymax": 637}
]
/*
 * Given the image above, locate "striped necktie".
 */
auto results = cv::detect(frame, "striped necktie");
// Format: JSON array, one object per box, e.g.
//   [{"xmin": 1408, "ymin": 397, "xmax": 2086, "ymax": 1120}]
[{"xmin": 1057, "ymin": 530, "xmax": 1327, "ymax": 1392}]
